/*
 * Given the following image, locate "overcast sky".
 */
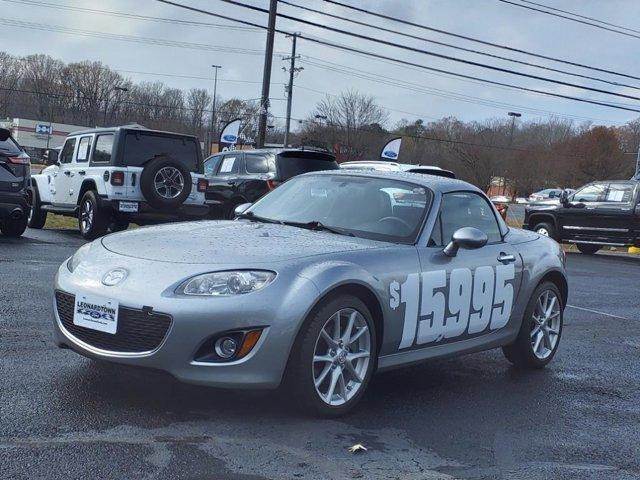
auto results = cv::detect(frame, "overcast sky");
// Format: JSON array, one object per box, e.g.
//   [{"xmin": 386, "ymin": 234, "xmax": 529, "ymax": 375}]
[{"xmin": 4, "ymin": 0, "xmax": 640, "ymax": 130}]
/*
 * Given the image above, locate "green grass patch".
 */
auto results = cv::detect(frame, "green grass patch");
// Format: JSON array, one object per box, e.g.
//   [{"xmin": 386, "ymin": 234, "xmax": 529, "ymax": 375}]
[{"xmin": 44, "ymin": 214, "xmax": 77, "ymax": 230}]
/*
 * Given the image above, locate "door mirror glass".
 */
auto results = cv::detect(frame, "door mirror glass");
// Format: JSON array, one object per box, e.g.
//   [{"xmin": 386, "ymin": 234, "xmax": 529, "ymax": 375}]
[
  {"xmin": 234, "ymin": 202, "xmax": 252, "ymax": 217},
  {"xmin": 443, "ymin": 227, "xmax": 488, "ymax": 257},
  {"xmin": 44, "ymin": 149, "xmax": 58, "ymax": 166},
  {"xmin": 559, "ymin": 189, "xmax": 569, "ymax": 205}
]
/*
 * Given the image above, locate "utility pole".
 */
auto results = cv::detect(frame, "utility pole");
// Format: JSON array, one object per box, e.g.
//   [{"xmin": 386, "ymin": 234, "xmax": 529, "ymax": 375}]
[
  {"xmin": 257, "ymin": 0, "xmax": 277, "ymax": 148},
  {"xmin": 505, "ymin": 111, "xmax": 521, "ymax": 196},
  {"xmin": 283, "ymin": 33, "xmax": 302, "ymax": 148},
  {"xmin": 635, "ymin": 143, "xmax": 640, "ymax": 180},
  {"xmin": 208, "ymin": 64, "xmax": 221, "ymax": 155}
]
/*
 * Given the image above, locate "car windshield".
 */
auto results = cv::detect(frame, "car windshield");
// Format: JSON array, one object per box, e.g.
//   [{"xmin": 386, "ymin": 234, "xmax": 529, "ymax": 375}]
[{"xmin": 247, "ymin": 174, "xmax": 432, "ymax": 243}]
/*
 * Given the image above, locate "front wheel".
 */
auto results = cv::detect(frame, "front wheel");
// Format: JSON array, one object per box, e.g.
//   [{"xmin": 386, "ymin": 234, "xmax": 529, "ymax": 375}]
[
  {"xmin": 78, "ymin": 191, "xmax": 109, "ymax": 240},
  {"xmin": 533, "ymin": 221, "xmax": 556, "ymax": 240},
  {"xmin": 576, "ymin": 243, "xmax": 600, "ymax": 255},
  {"xmin": 503, "ymin": 281, "xmax": 563, "ymax": 369},
  {"xmin": 28, "ymin": 187, "xmax": 47, "ymax": 229},
  {"xmin": 286, "ymin": 295, "xmax": 376, "ymax": 417}
]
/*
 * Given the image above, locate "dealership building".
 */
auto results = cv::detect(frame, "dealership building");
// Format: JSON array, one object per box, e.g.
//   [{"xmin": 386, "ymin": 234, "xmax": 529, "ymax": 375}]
[{"xmin": 0, "ymin": 118, "xmax": 90, "ymax": 162}]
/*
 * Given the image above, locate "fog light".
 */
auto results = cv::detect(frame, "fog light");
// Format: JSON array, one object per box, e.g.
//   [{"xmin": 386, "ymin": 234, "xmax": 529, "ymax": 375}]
[{"xmin": 214, "ymin": 337, "xmax": 238, "ymax": 359}]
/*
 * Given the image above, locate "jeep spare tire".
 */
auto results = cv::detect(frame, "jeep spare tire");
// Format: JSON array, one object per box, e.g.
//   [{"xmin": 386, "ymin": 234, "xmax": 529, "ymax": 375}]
[{"xmin": 140, "ymin": 157, "xmax": 192, "ymax": 210}]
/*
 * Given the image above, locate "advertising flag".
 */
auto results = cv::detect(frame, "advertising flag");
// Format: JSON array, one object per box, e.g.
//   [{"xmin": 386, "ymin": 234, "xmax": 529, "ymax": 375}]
[
  {"xmin": 219, "ymin": 118, "xmax": 242, "ymax": 152},
  {"xmin": 380, "ymin": 137, "xmax": 402, "ymax": 160}
]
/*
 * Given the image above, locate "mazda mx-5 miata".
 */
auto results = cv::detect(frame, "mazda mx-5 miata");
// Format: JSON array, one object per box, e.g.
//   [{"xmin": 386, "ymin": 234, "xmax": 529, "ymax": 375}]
[{"xmin": 53, "ymin": 170, "xmax": 568, "ymax": 416}]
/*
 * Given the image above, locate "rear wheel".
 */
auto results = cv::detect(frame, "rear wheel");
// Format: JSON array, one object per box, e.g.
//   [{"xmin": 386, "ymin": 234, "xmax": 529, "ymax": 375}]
[
  {"xmin": 576, "ymin": 243, "xmax": 600, "ymax": 255},
  {"xmin": 28, "ymin": 187, "xmax": 47, "ymax": 229},
  {"xmin": 533, "ymin": 221, "xmax": 556, "ymax": 240},
  {"xmin": 503, "ymin": 281, "xmax": 563, "ymax": 369},
  {"xmin": 1, "ymin": 214, "xmax": 28, "ymax": 237},
  {"xmin": 78, "ymin": 191, "xmax": 109, "ymax": 240},
  {"xmin": 286, "ymin": 295, "xmax": 376, "ymax": 417}
]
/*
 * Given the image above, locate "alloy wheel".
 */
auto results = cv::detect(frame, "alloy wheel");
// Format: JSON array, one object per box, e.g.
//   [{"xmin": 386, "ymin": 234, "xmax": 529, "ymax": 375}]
[
  {"xmin": 536, "ymin": 227, "xmax": 549, "ymax": 237},
  {"xmin": 80, "ymin": 200, "xmax": 93, "ymax": 233},
  {"xmin": 531, "ymin": 289, "xmax": 561, "ymax": 360},
  {"xmin": 154, "ymin": 167, "xmax": 184, "ymax": 199},
  {"xmin": 312, "ymin": 308, "xmax": 371, "ymax": 406},
  {"xmin": 27, "ymin": 190, "xmax": 34, "ymax": 224}
]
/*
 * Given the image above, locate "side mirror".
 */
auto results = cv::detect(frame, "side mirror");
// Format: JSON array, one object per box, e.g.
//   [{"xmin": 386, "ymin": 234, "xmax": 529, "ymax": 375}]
[
  {"xmin": 45, "ymin": 149, "xmax": 59, "ymax": 166},
  {"xmin": 559, "ymin": 189, "xmax": 569, "ymax": 206},
  {"xmin": 443, "ymin": 227, "xmax": 488, "ymax": 257},
  {"xmin": 234, "ymin": 202, "xmax": 252, "ymax": 217}
]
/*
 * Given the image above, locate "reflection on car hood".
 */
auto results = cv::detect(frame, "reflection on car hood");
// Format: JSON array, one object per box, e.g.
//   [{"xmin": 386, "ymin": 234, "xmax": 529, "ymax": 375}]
[{"xmin": 101, "ymin": 220, "xmax": 387, "ymax": 264}]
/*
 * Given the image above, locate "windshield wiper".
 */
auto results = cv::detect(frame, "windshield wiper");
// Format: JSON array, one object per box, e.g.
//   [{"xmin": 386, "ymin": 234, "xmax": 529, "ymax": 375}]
[
  {"xmin": 236, "ymin": 211, "xmax": 283, "ymax": 225},
  {"xmin": 282, "ymin": 220, "xmax": 355, "ymax": 237}
]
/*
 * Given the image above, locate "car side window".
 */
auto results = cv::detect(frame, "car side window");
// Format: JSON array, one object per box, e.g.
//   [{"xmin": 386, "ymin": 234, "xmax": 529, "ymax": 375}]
[
  {"xmin": 203, "ymin": 155, "xmax": 223, "ymax": 176},
  {"xmin": 245, "ymin": 153, "xmax": 270, "ymax": 174},
  {"xmin": 604, "ymin": 183, "xmax": 635, "ymax": 203},
  {"xmin": 76, "ymin": 136, "xmax": 92, "ymax": 163},
  {"xmin": 92, "ymin": 134, "xmax": 114, "ymax": 164},
  {"xmin": 440, "ymin": 192, "xmax": 502, "ymax": 244},
  {"xmin": 59, "ymin": 138, "xmax": 77, "ymax": 164},
  {"xmin": 572, "ymin": 183, "xmax": 607, "ymax": 203},
  {"xmin": 217, "ymin": 154, "xmax": 241, "ymax": 175}
]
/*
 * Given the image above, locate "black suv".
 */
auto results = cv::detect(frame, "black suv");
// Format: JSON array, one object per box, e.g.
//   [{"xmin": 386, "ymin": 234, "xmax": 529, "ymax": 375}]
[
  {"xmin": 523, "ymin": 179, "xmax": 640, "ymax": 254},
  {"xmin": 0, "ymin": 128, "xmax": 31, "ymax": 238},
  {"xmin": 203, "ymin": 148, "xmax": 339, "ymax": 218}
]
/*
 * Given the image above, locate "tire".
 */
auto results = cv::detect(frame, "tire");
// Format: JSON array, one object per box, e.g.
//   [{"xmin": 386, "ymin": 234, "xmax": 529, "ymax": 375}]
[
  {"xmin": 533, "ymin": 221, "xmax": 556, "ymax": 240},
  {"xmin": 140, "ymin": 157, "xmax": 192, "ymax": 210},
  {"xmin": 285, "ymin": 294, "xmax": 377, "ymax": 417},
  {"xmin": 502, "ymin": 281, "xmax": 563, "ymax": 369},
  {"xmin": 576, "ymin": 243, "xmax": 600, "ymax": 255},
  {"xmin": 78, "ymin": 191, "xmax": 109, "ymax": 240},
  {"xmin": 109, "ymin": 219, "xmax": 130, "ymax": 233},
  {"xmin": 1, "ymin": 214, "xmax": 28, "ymax": 238},
  {"xmin": 226, "ymin": 199, "xmax": 246, "ymax": 219},
  {"xmin": 28, "ymin": 187, "xmax": 47, "ymax": 229}
]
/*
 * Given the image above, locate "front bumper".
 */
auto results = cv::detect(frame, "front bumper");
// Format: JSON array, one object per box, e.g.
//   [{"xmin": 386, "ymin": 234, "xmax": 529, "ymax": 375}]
[{"xmin": 53, "ymin": 257, "xmax": 319, "ymax": 389}]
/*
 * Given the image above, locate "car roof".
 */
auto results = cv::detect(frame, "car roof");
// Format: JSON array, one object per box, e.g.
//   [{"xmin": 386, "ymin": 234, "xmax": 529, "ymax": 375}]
[
  {"xmin": 340, "ymin": 160, "xmax": 456, "ymax": 178},
  {"xmin": 305, "ymin": 168, "xmax": 481, "ymax": 195},
  {"xmin": 67, "ymin": 125, "xmax": 199, "ymax": 140}
]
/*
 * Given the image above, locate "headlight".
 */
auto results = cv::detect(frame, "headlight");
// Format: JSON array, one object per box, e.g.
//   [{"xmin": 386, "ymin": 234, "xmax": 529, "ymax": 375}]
[
  {"xmin": 67, "ymin": 243, "xmax": 91, "ymax": 272},
  {"xmin": 178, "ymin": 270, "xmax": 276, "ymax": 296}
]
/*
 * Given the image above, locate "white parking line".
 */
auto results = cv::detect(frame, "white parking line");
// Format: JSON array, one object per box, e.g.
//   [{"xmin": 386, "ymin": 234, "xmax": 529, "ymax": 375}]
[{"xmin": 567, "ymin": 304, "xmax": 630, "ymax": 320}]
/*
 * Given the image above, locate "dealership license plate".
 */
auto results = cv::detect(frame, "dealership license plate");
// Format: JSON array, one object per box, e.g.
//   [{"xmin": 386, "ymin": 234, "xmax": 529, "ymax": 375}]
[
  {"xmin": 73, "ymin": 293, "xmax": 119, "ymax": 335},
  {"xmin": 119, "ymin": 201, "xmax": 138, "ymax": 213}
]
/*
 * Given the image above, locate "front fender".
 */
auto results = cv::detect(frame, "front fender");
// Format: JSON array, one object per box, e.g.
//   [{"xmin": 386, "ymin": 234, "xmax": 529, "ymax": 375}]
[{"xmin": 31, "ymin": 174, "xmax": 53, "ymax": 203}]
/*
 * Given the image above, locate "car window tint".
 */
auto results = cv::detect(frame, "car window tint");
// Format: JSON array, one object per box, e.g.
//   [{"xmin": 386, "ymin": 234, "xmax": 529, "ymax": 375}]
[
  {"xmin": 605, "ymin": 183, "xmax": 635, "ymax": 203},
  {"xmin": 122, "ymin": 132, "xmax": 199, "ymax": 171},
  {"xmin": 203, "ymin": 155, "xmax": 223, "ymax": 176},
  {"xmin": 440, "ymin": 192, "xmax": 501, "ymax": 244},
  {"xmin": 275, "ymin": 152, "xmax": 338, "ymax": 180},
  {"xmin": 245, "ymin": 153, "xmax": 271, "ymax": 174},
  {"xmin": 92, "ymin": 134, "xmax": 114, "ymax": 164},
  {"xmin": 218, "ymin": 154, "xmax": 241, "ymax": 174},
  {"xmin": 76, "ymin": 136, "xmax": 92, "ymax": 163},
  {"xmin": 59, "ymin": 138, "xmax": 76, "ymax": 164},
  {"xmin": 573, "ymin": 183, "xmax": 606, "ymax": 202}
]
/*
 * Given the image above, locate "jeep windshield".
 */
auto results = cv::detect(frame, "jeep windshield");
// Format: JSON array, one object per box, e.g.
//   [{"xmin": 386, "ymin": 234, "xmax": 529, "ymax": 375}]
[
  {"xmin": 121, "ymin": 131, "xmax": 201, "ymax": 172},
  {"xmin": 247, "ymin": 174, "xmax": 432, "ymax": 244}
]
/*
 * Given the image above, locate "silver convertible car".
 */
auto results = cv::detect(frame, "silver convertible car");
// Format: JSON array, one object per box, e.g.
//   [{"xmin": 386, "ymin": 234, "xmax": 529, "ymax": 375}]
[{"xmin": 53, "ymin": 170, "xmax": 567, "ymax": 416}]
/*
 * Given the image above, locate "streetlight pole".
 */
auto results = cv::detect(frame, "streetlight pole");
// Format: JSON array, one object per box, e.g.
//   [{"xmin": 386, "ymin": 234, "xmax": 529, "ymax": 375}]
[{"xmin": 208, "ymin": 65, "xmax": 221, "ymax": 155}]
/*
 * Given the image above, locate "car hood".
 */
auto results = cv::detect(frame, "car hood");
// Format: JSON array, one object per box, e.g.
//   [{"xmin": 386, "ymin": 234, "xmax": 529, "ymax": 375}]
[{"xmin": 100, "ymin": 220, "xmax": 388, "ymax": 264}]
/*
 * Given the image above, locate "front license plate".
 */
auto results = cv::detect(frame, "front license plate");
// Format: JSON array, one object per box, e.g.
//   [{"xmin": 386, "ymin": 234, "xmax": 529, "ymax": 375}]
[
  {"xmin": 73, "ymin": 293, "xmax": 119, "ymax": 334},
  {"xmin": 119, "ymin": 201, "xmax": 138, "ymax": 213}
]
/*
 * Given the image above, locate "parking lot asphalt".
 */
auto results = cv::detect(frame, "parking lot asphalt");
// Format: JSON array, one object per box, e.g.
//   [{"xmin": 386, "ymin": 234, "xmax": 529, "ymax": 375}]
[{"xmin": 2, "ymin": 228, "xmax": 640, "ymax": 480}]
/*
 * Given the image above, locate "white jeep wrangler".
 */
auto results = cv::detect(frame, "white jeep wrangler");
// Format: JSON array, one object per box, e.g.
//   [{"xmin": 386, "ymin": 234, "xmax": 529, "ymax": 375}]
[{"xmin": 29, "ymin": 126, "xmax": 209, "ymax": 239}]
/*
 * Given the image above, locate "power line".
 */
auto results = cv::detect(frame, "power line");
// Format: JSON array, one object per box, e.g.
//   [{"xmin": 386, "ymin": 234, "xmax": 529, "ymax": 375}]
[
  {"xmin": 155, "ymin": 0, "xmax": 640, "ymax": 114},
  {"xmin": 518, "ymin": 0, "xmax": 640, "ymax": 35},
  {"xmin": 278, "ymin": 0, "xmax": 640, "ymax": 92},
  {"xmin": 322, "ymin": 0, "xmax": 640, "ymax": 82},
  {"xmin": 115, "ymin": 69, "xmax": 266, "ymax": 84},
  {"xmin": 498, "ymin": 0, "xmax": 640, "ymax": 40},
  {"xmin": 212, "ymin": 0, "xmax": 640, "ymax": 103},
  {"xmin": 0, "ymin": 0, "xmax": 262, "ymax": 31}
]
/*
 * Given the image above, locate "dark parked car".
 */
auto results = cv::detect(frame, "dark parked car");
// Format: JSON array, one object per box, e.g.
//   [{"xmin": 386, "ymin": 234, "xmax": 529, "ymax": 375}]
[
  {"xmin": 0, "ymin": 128, "xmax": 31, "ymax": 237},
  {"xmin": 523, "ymin": 180, "xmax": 640, "ymax": 254},
  {"xmin": 204, "ymin": 148, "xmax": 339, "ymax": 218}
]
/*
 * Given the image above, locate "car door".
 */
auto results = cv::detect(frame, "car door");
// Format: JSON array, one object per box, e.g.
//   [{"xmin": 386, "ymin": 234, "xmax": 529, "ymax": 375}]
[
  {"xmin": 587, "ymin": 182, "xmax": 638, "ymax": 245},
  {"xmin": 210, "ymin": 152, "xmax": 245, "ymax": 201},
  {"xmin": 52, "ymin": 137, "xmax": 77, "ymax": 207},
  {"xmin": 69, "ymin": 135, "xmax": 93, "ymax": 202},
  {"xmin": 557, "ymin": 182, "xmax": 608, "ymax": 241},
  {"xmin": 409, "ymin": 191, "xmax": 524, "ymax": 349}
]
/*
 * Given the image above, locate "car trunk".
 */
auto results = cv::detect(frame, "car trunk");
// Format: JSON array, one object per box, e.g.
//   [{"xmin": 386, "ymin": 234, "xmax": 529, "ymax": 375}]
[
  {"xmin": 274, "ymin": 151, "xmax": 338, "ymax": 181},
  {"xmin": 0, "ymin": 131, "xmax": 29, "ymax": 192}
]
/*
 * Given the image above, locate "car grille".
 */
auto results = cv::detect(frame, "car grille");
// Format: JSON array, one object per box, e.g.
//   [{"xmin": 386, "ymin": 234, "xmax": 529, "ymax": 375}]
[{"xmin": 55, "ymin": 291, "xmax": 172, "ymax": 354}]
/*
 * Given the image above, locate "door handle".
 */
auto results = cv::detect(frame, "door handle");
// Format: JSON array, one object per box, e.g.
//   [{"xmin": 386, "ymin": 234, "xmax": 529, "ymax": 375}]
[
  {"xmin": 78, "ymin": 170, "xmax": 86, "ymax": 176},
  {"xmin": 63, "ymin": 171, "xmax": 71, "ymax": 176},
  {"xmin": 497, "ymin": 253, "xmax": 516, "ymax": 264}
]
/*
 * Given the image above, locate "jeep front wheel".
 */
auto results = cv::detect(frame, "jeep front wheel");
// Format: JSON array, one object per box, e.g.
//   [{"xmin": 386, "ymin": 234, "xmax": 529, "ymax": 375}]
[
  {"xmin": 28, "ymin": 187, "xmax": 47, "ymax": 229},
  {"xmin": 78, "ymin": 191, "xmax": 109, "ymax": 240}
]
